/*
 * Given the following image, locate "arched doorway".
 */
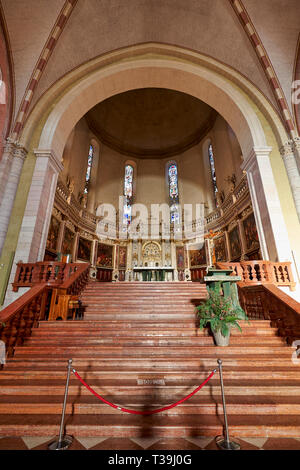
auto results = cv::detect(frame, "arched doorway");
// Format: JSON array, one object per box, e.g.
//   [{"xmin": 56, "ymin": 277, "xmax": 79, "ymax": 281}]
[{"xmin": 2, "ymin": 44, "xmax": 300, "ymax": 304}]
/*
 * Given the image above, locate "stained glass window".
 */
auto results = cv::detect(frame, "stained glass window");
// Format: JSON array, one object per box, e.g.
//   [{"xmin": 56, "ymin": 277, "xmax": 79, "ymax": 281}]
[
  {"xmin": 208, "ymin": 144, "xmax": 218, "ymax": 205},
  {"xmin": 84, "ymin": 144, "xmax": 94, "ymax": 194},
  {"xmin": 123, "ymin": 164, "xmax": 134, "ymax": 226},
  {"xmin": 168, "ymin": 163, "xmax": 180, "ymax": 224}
]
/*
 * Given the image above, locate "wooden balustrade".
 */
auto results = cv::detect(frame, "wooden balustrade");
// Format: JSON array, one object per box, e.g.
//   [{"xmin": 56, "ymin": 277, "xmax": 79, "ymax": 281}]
[
  {"xmin": 12, "ymin": 262, "xmax": 88, "ymax": 291},
  {"xmin": 0, "ymin": 263, "xmax": 90, "ymax": 358},
  {"xmin": 238, "ymin": 283, "xmax": 300, "ymax": 345},
  {"xmin": 217, "ymin": 260, "xmax": 296, "ymax": 290},
  {"xmin": 190, "ymin": 267, "xmax": 206, "ymax": 283},
  {"xmin": 0, "ymin": 284, "xmax": 48, "ymax": 357}
]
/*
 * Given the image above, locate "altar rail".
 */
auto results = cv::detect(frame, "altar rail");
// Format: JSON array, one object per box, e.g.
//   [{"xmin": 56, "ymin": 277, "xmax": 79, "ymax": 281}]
[
  {"xmin": 0, "ymin": 263, "xmax": 90, "ymax": 357},
  {"xmin": 216, "ymin": 261, "xmax": 296, "ymax": 291}
]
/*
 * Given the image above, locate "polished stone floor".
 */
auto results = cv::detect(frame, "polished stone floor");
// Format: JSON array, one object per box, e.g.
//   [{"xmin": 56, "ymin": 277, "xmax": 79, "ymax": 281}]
[{"xmin": 1, "ymin": 436, "xmax": 300, "ymax": 450}]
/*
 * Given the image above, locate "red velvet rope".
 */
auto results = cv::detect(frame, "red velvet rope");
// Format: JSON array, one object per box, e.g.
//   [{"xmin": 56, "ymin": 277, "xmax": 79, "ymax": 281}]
[{"xmin": 72, "ymin": 369, "xmax": 216, "ymax": 415}]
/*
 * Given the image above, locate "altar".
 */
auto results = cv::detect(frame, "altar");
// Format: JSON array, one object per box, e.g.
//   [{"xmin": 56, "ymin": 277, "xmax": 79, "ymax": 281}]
[{"xmin": 133, "ymin": 266, "xmax": 175, "ymax": 281}]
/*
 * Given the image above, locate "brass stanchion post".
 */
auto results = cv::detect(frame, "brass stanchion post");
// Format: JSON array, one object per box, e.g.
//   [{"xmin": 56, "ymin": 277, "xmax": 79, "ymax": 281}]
[
  {"xmin": 48, "ymin": 359, "xmax": 73, "ymax": 450},
  {"xmin": 215, "ymin": 358, "xmax": 240, "ymax": 450}
]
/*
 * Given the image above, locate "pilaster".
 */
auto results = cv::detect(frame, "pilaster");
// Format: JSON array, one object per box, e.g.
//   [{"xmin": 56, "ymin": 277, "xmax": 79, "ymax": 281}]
[
  {"xmin": 279, "ymin": 142, "xmax": 300, "ymax": 220},
  {"xmin": 0, "ymin": 141, "xmax": 28, "ymax": 255}
]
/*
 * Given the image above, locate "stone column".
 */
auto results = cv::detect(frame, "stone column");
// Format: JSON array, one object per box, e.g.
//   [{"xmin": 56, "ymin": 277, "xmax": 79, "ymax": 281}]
[
  {"xmin": 237, "ymin": 218, "xmax": 247, "ymax": 260},
  {"xmin": 280, "ymin": 142, "xmax": 300, "ymax": 221},
  {"xmin": 171, "ymin": 241, "xmax": 178, "ymax": 281},
  {"xmin": 242, "ymin": 147, "xmax": 295, "ymax": 262},
  {"xmin": 112, "ymin": 244, "xmax": 119, "ymax": 282},
  {"xmin": 72, "ymin": 231, "xmax": 79, "ymax": 262},
  {"xmin": 291, "ymin": 137, "xmax": 300, "ymax": 174},
  {"xmin": 0, "ymin": 142, "xmax": 27, "ymax": 255},
  {"xmin": 224, "ymin": 230, "xmax": 231, "ymax": 261},
  {"xmin": 56, "ymin": 218, "xmax": 65, "ymax": 254},
  {"xmin": 3, "ymin": 149, "xmax": 63, "ymax": 306}
]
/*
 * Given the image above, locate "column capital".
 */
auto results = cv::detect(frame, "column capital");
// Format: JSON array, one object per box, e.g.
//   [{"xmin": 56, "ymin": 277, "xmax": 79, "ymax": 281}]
[
  {"xmin": 34, "ymin": 148, "xmax": 64, "ymax": 174},
  {"xmin": 280, "ymin": 141, "xmax": 295, "ymax": 158}
]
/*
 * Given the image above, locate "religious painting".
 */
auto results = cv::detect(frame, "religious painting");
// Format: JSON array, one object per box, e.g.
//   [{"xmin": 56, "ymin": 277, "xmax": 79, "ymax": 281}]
[
  {"xmin": 46, "ymin": 216, "xmax": 60, "ymax": 252},
  {"xmin": 96, "ymin": 243, "xmax": 113, "ymax": 268},
  {"xmin": 62, "ymin": 227, "xmax": 74, "ymax": 255},
  {"xmin": 243, "ymin": 212, "xmax": 260, "ymax": 252},
  {"xmin": 189, "ymin": 245, "xmax": 206, "ymax": 267},
  {"xmin": 229, "ymin": 226, "xmax": 241, "ymax": 260},
  {"xmin": 176, "ymin": 246, "xmax": 185, "ymax": 270},
  {"xmin": 214, "ymin": 236, "xmax": 227, "ymax": 262},
  {"xmin": 119, "ymin": 246, "xmax": 127, "ymax": 269},
  {"xmin": 77, "ymin": 237, "xmax": 92, "ymax": 262}
]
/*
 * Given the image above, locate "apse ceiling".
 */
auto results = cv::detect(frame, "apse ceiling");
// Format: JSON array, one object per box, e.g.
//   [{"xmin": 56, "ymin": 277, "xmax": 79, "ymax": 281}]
[{"xmin": 85, "ymin": 88, "xmax": 217, "ymax": 158}]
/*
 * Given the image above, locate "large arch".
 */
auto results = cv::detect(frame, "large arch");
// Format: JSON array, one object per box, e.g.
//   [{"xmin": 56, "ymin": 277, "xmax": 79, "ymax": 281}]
[{"xmin": 1, "ymin": 43, "xmax": 300, "ymax": 306}]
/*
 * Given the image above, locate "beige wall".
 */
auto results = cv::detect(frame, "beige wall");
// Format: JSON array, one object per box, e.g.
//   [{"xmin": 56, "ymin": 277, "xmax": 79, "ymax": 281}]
[{"xmin": 60, "ymin": 113, "xmax": 242, "ymax": 214}]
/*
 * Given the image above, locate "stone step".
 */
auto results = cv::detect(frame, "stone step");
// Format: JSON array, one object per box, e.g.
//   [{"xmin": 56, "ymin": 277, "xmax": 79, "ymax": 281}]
[
  {"xmin": 24, "ymin": 336, "xmax": 285, "ymax": 347},
  {"xmin": 1, "ymin": 369, "xmax": 299, "ymax": 381},
  {"xmin": 1, "ymin": 395, "xmax": 300, "ymax": 415},
  {"xmin": 2, "ymin": 413, "xmax": 300, "ymax": 438},
  {"xmin": 2, "ymin": 380, "xmax": 300, "ymax": 396}
]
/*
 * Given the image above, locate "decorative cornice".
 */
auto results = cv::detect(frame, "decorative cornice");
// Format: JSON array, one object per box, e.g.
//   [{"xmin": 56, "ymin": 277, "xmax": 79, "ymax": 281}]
[{"xmin": 34, "ymin": 149, "xmax": 64, "ymax": 174}]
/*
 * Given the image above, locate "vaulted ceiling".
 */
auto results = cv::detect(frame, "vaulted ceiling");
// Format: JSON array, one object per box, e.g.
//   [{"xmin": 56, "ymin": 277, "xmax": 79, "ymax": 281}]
[{"xmin": 1, "ymin": 0, "xmax": 300, "ymax": 140}]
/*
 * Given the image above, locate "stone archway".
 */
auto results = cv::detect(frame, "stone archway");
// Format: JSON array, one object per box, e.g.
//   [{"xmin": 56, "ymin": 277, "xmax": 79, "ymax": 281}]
[{"xmin": 2, "ymin": 43, "xmax": 300, "ymax": 305}]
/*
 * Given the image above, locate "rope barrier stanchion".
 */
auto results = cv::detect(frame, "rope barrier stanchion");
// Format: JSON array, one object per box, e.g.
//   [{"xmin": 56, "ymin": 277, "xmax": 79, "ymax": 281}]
[
  {"xmin": 48, "ymin": 359, "xmax": 73, "ymax": 450},
  {"xmin": 215, "ymin": 358, "xmax": 240, "ymax": 451},
  {"xmin": 71, "ymin": 367, "xmax": 217, "ymax": 415}
]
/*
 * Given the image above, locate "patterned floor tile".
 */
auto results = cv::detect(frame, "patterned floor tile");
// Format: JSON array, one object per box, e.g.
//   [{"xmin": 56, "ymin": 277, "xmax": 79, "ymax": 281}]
[
  {"xmin": 130, "ymin": 437, "xmax": 161, "ymax": 449},
  {"xmin": 147, "ymin": 438, "xmax": 202, "ymax": 450},
  {"xmin": 89, "ymin": 437, "xmax": 144, "ymax": 450},
  {"xmin": 185, "ymin": 437, "xmax": 214, "ymax": 449},
  {"xmin": 0, "ymin": 437, "xmax": 28, "ymax": 450},
  {"xmin": 263, "ymin": 438, "xmax": 300, "ymax": 450},
  {"xmin": 22, "ymin": 436, "xmax": 54, "ymax": 450},
  {"xmin": 241, "ymin": 437, "xmax": 267, "ymax": 448},
  {"xmin": 204, "ymin": 437, "xmax": 261, "ymax": 450},
  {"xmin": 75, "ymin": 437, "xmax": 108, "ymax": 449},
  {"xmin": 32, "ymin": 437, "xmax": 86, "ymax": 450}
]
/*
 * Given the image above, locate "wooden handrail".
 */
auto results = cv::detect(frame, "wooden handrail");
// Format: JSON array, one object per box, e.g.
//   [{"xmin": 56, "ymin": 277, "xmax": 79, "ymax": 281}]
[
  {"xmin": 238, "ymin": 283, "xmax": 300, "ymax": 345},
  {"xmin": 0, "ymin": 263, "xmax": 90, "ymax": 358}
]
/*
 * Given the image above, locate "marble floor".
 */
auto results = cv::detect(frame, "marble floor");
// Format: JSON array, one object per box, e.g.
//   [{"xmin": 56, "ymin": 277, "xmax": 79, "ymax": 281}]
[{"xmin": 1, "ymin": 436, "xmax": 300, "ymax": 450}]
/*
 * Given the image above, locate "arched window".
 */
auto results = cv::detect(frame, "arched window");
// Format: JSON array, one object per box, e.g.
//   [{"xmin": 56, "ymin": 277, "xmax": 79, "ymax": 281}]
[
  {"xmin": 208, "ymin": 143, "xmax": 218, "ymax": 206},
  {"xmin": 84, "ymin": 144, "xmax": 94, "ymax": 194},
  {"xmin": 168, "ymin": 162, "xmax": 180, "ymax": 224},
  {"xmin": 123, "ymin": 164, "xmax": 134, "ymax": 225}
]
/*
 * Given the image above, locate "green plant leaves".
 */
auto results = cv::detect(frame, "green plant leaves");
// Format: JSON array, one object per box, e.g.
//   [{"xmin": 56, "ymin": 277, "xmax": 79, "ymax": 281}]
[{"xmin": 196, "ymin": 289, "xmax": 248, "ymax": 333}]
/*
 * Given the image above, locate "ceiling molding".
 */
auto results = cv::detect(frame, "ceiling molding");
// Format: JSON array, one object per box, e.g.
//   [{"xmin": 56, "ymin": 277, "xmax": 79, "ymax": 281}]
[
  {"xmin": 85, "ymin": 108, "xmax": 218, "ymax": 159},
  {"xmin": 228, "ymin": 0, "xmax": 297, "ymax": 138}
]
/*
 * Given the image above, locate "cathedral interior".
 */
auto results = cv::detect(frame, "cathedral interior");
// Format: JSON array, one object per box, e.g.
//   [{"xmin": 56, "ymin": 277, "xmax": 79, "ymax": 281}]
[{"xmin": 0, "ymin": 0, "xmax": 300, "ymax": 453}]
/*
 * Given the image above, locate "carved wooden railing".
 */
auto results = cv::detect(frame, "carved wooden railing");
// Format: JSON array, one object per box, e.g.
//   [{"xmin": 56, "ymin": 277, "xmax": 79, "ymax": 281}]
[
  {"xmin": 0, "ymin": 284, "xmax": 48, "ymax": 357},
  {"xmin": 216, "ymin": 261, "xmax": 296, "ymax": 291},
  {"xmin": 238, "ymin": 284, "xmax": 300, "ymax": 345},
  {"xmin": 0, "ymin": 263, "xmax": 90, "ymax": 358},
  {"xmin": 12, "ymin": 262, "xmax": 86, "ymax": 291}
]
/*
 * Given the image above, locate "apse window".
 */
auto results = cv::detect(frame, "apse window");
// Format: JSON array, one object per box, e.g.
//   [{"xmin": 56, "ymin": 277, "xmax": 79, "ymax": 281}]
[
  {"xmin": 168, "ymin": 163, "xmax": 180, "ymax": 225},
  {"xmin": 84, "ymin": 144, "xmax": 94, "ymax": 194},
  {"xmin": 123, "ymin": 164, "xmax": 134, "ymax": 226},
  {"xmin": 208, "ymin": 143, "xmax": 218, "ymax": 205}
]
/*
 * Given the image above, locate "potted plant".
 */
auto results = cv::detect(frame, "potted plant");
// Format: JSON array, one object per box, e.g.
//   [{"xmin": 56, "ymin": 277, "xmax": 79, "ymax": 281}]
[{"xmin": 196, "ymin": 289, "xmax": 248, "ymax": 346}]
